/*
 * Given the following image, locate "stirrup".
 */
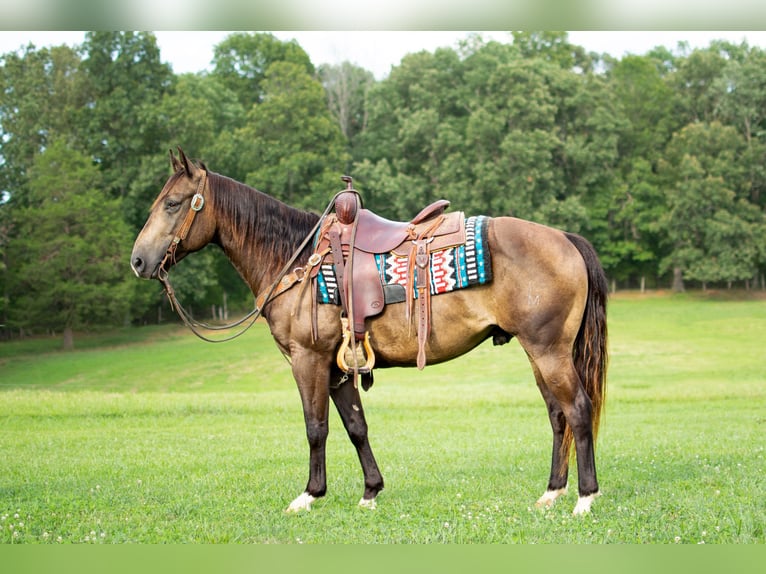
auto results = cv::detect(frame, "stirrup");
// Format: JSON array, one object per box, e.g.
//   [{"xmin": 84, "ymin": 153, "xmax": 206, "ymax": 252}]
[{"xmin": 337, "ymin": 318, "xmax": 375, "ymax": 374}]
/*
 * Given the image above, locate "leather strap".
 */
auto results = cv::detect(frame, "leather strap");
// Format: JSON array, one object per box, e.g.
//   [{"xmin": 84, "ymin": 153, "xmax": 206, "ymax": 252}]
[
  {"xmin": 328, "ymin": 224, "xmax": 348, "ymax": 314},
  {"xmin": 255, "ymin": 267, "xmax": 303, "ymax": 310},
  {"xmin": 414, "ymin": 239, "xmax": 432, "ymax": 370},
  {"xmin": 255, "ymin": 249, "xmax": 326, "ymax": 311},
  {"xmin": 159, "ymin": 170, "xmax": 207, "ymax": 277}
]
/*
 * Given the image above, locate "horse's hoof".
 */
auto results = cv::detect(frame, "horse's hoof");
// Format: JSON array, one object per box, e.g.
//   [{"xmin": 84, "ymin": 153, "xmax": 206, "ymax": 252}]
[
  {"xmin": 286, "ymin": 492, "xmax": 316, "ymax": 513},
  {"xmin": 572, "ymin": 491, "xmax": 600, "ymax": 516},
  {"xmin": 358, "ymin": 497, "xmax": 377, "ymax": 510},
  {"xmin": 535, "ymin": 486, "xmax": 568, "ymax": 508}
]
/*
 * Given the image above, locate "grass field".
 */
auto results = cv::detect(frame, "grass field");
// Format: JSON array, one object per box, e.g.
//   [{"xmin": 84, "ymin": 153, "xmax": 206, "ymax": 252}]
[{"xmin": 0, "ymin": 292, "xmax": 764, "ymax": 543}]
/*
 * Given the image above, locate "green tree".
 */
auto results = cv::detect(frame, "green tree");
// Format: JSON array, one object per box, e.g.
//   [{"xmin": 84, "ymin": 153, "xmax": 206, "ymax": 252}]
[
  {"xmin": 318, "ymin": 61, "xmax": 375, "ymax": 157},
  {"xmin": 0, "ymin": 43, "xmax": 86, "ymax": 205},
  {"xmin": 608, "ymin": 54, "xmax": 677, "ymax": 169},
  {"xmin": 356, "ymin": 46, "xmax": 471, "ymax": 219},
  {"xmin": 124, "ymin": 73, "xmax": 246, "ymax": 230},
  {"xmin": 234, "ymin": 61, "xmax": 349, "ymax": 209},
  {"xmin": 511, "ymin": 30, "xmax": 594, "ymax": 72},
  {"xmin": 714, "ymin": 45, "xmax": 766, "ymax": 208},
  {"xmin": 600, "ymin": 158, "xmax": 667, "ymax": 290},
  {"xmin": 79, "ymin": 31, "xmax": 174, "ymax": 199},
  {"xmin": 356, "ymin": 36, "xmax": 625, "ymax": 241},
  {"xmin": 658, "ymin": 122, "xmax": 759, "ymax": 290},
  {"xmin": 670, "ymin": 45, "xmax": 729, "ymax": 125},
  {"xmin": 6, "ymin": 140, "xmax": 134, "ymax": 348},
  {"xmin": 211, "ymin": 32, "xmax": 314, "ymax": 112}
]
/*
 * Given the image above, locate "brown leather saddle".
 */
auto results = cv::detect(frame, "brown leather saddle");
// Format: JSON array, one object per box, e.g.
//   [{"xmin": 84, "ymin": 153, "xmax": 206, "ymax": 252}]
[{"xmin": 309, "ymin": 177, "xmax": 466, "ymax": 377}]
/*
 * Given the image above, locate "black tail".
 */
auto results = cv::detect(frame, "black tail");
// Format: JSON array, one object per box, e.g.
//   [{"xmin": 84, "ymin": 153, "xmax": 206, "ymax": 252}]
[{"xmin": 560, "ymin": 233, "xmax": 609, "ymax": 468}]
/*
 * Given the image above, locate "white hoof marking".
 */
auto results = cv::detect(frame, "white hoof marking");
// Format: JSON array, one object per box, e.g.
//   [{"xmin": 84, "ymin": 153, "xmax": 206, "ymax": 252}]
[
  {"xmin": 358, "ymin": 497, "xmax": 377, "ymax": 510},
  {"xmin": 572, "ymin": 492, "xmax": 601, "ymax": 516},
  {"xmin": 286, "ymin": 492, "xmax": 316, "ymax": 513},
  {"xmin": 535, "ymin": 486, "xmax": 568, "ymax": 508}
]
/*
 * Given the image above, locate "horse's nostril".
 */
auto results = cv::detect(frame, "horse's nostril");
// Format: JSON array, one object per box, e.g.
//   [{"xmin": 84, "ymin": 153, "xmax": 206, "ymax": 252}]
[{"xmin": 132, "ymin": 256, "xmax": 144, "ymax": 272}]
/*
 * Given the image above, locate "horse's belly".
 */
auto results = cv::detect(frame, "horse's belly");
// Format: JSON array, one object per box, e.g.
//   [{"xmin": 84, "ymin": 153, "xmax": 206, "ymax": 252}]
[{"xmin": 365, "ymin": 291, "xmax": 496, "ymax": 367}]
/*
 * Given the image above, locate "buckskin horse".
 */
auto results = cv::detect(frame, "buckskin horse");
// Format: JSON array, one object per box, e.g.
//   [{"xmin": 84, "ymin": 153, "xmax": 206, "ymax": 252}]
[{"xmin": 130, "ymin": 148, "xmax": 608, "ymax": 515}]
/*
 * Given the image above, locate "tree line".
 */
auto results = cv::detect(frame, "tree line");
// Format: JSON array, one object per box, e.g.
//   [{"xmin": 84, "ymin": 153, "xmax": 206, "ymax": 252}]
[{"xmin": 1, "ymin": 31, "xmax": 765, "ymax": 346}]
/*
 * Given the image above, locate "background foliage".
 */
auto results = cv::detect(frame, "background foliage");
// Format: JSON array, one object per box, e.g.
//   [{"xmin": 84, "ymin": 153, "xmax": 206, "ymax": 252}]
[{"xmin": 1, "ymin": 31, "xmax": 765, "ymax": 344}]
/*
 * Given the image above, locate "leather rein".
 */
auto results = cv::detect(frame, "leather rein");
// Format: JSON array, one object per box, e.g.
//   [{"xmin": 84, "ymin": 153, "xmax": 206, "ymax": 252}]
[{"xmin": 157, "ymin": 169, "xmax": 335, "ymax": 343}]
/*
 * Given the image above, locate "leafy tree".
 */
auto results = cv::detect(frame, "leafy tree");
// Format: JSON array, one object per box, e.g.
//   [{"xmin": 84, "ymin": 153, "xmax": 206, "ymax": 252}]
[
  {"xmin": 0, "ymin": 199, "xmax": 8, "ymax": 326},
  {"xmin": 608, "ymin": 54, "xmax": 677, "ymax": 169},
  {"xmin": 6, "ymin": 140, "xmax": 133, "ymax": 348},
  {"xmin": 318, "ymin": 61, "xmax": 375, "ymax": 156},
  {"xmin": 124, "ymin": 73, "xmax": 245, "ymax": 230},
  {"xmin": 0, "ymin": 44, "xmax": 86, "ymax": 205},
  {"xmin": 234, "ymin": 61, "xmax": 349, "ymax": 209},
  {"xmin": 79, "ymin": 31, "xmax": 174, "ymax": 199},
  {"xmin": 600, "ymin": 158, "xmax": 666, "ymax": 290},
  {"xmin": 356, "ymin": 46, "xmax": 472, "ymax": 219},
  {"xmin": 511, "ymin": 31, "xmax": 594, "ymax": 72},
  {"xmin": 714, "ymin": 45, "xmax": 766, "ymax": 208},
  {"xmin": 658, "ymin": 122, "xmax": 759, "ymax": 290},
  {"xmin": 211, "ymin": 32, "xmax": 314, "ymax": 111},
  {"xmin": 669, "ymin": 45, "xmax": 729, "ymax": 125}
]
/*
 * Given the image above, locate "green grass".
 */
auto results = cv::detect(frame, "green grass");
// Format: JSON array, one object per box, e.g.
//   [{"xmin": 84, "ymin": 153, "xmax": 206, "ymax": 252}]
[{"xmin": 0, "ymin": 292, "xmax": 764, "ymax": 543}]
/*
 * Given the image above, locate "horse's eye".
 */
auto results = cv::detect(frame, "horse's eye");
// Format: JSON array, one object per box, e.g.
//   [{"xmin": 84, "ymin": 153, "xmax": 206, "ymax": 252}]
[{"xmin": 165, "ymin": 199, "xmax": 181, "ymax": 211}]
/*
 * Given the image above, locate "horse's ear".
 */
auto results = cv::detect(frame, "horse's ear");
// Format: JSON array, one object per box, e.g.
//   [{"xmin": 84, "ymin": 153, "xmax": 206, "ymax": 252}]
[
  {"xmin": 169, "ymin": 149, "xmax": 183, "ymax": 172},
  {"xmin": 176, "ymin": 146, "xmax": 196, "ymax": 178}
]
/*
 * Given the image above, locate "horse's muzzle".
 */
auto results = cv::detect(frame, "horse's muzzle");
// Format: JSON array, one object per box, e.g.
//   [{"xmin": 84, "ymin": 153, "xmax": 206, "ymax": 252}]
[{"xmin": 130, "ymin": 252, "xmax": 159, "ymax": 279}]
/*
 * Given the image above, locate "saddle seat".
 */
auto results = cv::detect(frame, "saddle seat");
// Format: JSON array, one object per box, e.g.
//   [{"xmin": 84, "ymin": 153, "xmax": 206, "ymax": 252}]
[
  {"xmin": 346, "ymin": 199, "xmax": 460, "ymax": 254},
  {"xmin": 309, "ymin": 179, "xmax": 466, "ymax": 376}
]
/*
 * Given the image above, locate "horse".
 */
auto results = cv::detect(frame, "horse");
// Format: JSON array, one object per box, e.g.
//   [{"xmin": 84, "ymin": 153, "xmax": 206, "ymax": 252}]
[{"xmin": 130, "ymin": 148, "xmax": 608, "ymax": 516}]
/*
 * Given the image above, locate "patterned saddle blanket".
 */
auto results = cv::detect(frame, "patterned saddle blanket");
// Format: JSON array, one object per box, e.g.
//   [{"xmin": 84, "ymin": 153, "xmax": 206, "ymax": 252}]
[{"xmin": 315, "ymin": 215, "xmax": 492, "ymax": 305}]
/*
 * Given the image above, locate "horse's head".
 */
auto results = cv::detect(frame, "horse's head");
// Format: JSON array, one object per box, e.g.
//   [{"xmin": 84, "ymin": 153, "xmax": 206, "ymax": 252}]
[{"xmin": 131, "ymin": 148, "xmax": 216, "ymax": 279}]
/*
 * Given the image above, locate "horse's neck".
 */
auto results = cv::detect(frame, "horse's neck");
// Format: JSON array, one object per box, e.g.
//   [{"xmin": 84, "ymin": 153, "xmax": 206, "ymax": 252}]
[{"xmin": 211, "ymin": 175, "xmax": 318, "ymax": 296}]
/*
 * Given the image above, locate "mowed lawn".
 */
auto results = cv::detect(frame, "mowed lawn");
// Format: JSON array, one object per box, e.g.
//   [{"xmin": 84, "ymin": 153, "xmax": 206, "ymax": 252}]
[{"xmin": 0, "ymin": 293, "xmax": 764, "ymax": 543}]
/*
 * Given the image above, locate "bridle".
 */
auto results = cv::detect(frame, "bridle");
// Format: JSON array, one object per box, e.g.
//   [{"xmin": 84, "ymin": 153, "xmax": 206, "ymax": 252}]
[
  {"xmin": 156, "ymin": 168, "xmax": 337, "ymax": 343},
  {"xmin": 156, "ymin": 168, "xmax": 263, "ymax": 343},
  {"xmin": 157, "ymin": 169, "xmax": 208, "ymax": 284}
]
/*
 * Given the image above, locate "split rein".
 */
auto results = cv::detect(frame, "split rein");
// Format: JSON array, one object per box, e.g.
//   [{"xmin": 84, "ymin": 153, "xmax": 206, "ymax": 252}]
[{"xmin": 157, "ymin": 169, "xmax": 338, "ymax": 343}]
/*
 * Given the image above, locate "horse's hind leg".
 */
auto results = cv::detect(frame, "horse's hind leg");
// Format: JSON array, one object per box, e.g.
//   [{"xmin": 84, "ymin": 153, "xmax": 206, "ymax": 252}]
[
  {"xmin": 329, "ymin": 368, "xmax": 384, "ymax": 508},
  {"xmin": 528, "ymin": 351, "xmax": 600, "ymax": 515},
  {"xmin": 529, "ymin": 362, "xmax": 570, "ymax": 508}
]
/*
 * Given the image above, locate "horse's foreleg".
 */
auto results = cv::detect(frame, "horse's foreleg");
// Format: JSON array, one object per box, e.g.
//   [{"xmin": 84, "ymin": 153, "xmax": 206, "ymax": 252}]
[
  {"xmin": 530, "ymin": 362, "xmax": 570, "ymax": 508},
  {"xmin": 285, "ymin": 352, "xmax": 331, "ymax": 513},
  {"xmin": 329, "ymin": 369, "xmax": 384, "ymax": 508}
]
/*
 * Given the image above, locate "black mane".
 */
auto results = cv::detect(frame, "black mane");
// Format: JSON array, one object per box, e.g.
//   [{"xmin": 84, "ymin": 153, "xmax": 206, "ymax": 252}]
[{"xmin": 207, "ymin": 171, "xmax": 320, "ymax": 266}]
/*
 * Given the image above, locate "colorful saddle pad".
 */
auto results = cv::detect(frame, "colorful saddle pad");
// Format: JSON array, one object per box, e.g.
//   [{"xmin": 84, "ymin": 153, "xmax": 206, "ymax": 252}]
[{"xmin": 316, "ymin": 215, "xmax": 492, "ymax": 305}]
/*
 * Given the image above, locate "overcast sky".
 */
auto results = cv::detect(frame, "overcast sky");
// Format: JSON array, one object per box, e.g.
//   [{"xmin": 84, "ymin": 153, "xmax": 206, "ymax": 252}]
[{"xmin": 2, "ymin": 31, "xmax": 766, "ymax": 79}]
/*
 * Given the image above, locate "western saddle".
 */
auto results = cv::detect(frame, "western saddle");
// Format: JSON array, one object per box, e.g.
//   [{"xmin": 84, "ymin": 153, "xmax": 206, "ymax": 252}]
[{"xmin": 308, "ymin": 176, "xmax": 466, "ymax": 382}]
